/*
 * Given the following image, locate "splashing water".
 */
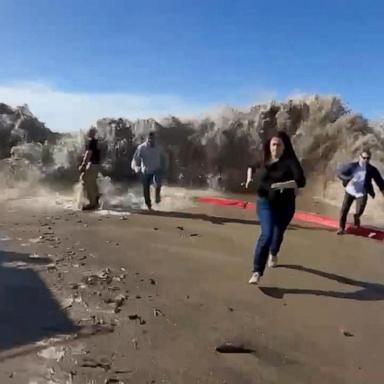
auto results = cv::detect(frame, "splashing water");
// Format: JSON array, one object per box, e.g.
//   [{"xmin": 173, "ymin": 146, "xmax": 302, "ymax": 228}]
[{"xmin": 1, "ymin": 97, "xmax": 383, "ymax": 225}]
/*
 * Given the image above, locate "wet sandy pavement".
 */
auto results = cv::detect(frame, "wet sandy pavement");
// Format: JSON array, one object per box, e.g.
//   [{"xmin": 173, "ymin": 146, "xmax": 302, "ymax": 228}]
[{"xmin": 0, "ymin": 198, "xmax": 383, "ymax": 383}]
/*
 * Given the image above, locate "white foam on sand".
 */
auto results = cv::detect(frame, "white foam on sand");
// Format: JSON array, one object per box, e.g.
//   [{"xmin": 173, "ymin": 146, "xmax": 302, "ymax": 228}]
[{"xmin": 0, "ymin": 174, "xmax": 221, "ymax": 215}]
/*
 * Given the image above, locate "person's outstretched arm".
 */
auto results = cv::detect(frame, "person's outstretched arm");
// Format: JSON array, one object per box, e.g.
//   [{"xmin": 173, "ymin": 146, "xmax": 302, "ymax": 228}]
[
  {"xmin": 79, "ymin": 144, "xmax": 92, "ymax": 172},
  {"xmin": 372, "ymin": 167, "xmax": 384, "ymax": 197},
  {"xmin": 245, "ymin": 165, "xmax": 256, "ymax": 188},
  {"xmin": 131, "ymin": 147, "xmax": 141, "ymax": 173},
  {"xmin": 337, "ymin": 162, "xmax": 353, "ymax": 182}
]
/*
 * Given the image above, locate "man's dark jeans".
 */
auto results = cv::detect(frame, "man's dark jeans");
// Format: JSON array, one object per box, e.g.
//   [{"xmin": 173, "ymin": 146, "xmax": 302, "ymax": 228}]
[
  {"xmin": 339, "ymin": 192, "xmax": 367, "ymax": 230},
  {"xmin": 141, "ymin": 171, "xmax": 162, "ymax": 209}
]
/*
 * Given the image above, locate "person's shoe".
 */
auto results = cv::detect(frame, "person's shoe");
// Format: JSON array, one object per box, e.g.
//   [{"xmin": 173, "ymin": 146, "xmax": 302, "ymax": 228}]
[
  {"xmin": 146, "ymin": 204, "xmax": 152, "ymax": 210},
  {"xmin": 353, "ymin": 215, "xmax": 361, "ymax": 228},
  {"xmin": 155, "ymin": 195, "xmax": 161, "ymax": 204},
  {"xmin": 267, "ymin": 254, "xmax": 278, "ymax": 268},
  {"xmin": 336, "ymin": 228, "xmax": 345, "ymax": 235},
  {"xmin": 82, "ymin": 204, "xmax": 97, "ymax": 211},
  {"xmin": 248, "ymin": 272, "xmax": 261, "ymax": 285}
]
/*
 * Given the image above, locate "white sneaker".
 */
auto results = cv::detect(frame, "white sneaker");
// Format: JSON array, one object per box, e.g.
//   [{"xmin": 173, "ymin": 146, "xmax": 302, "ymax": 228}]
[
  {"xmin": 268, "ymin": 254, "xmax": 278, "ymax": 268},
  {"xmin": 248, "ymin": 272, "xmax": 261, "ymax": 284}
]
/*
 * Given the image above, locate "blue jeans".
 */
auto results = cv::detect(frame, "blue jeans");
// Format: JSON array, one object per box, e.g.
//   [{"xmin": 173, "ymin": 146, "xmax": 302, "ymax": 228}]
[
  {"xmin": 253, "ymin": 198, "xmax": 295, "ymax": 275},
  {"xmin": 141, "ymin": 170, "xmax": 162, "ymax": 208}
]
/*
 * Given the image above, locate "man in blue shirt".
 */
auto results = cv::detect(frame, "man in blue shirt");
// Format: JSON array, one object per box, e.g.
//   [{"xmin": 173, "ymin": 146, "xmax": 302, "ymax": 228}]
[
  {"xmin": 337, "ymin": 149, "xmax": 384, "ymax": 234},
  {"xmin": 131, "ymin": 132, "xmax": 168, "ymax": 210}
]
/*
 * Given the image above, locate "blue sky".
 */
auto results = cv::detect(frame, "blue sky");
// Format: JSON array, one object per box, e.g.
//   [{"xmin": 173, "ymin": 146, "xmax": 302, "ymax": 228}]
[{"xmin": 0, "ymin": 0, "xmax": 383, "ymax": 131}]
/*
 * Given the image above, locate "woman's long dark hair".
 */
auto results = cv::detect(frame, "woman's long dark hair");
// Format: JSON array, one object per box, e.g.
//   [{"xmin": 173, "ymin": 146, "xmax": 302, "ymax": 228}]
[{"xmin": 263, "ymin": 130, "xmax": 299, "ymax": 164}]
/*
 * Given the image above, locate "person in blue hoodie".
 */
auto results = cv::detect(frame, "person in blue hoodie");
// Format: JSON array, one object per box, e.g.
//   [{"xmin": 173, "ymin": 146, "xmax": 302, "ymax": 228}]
[{"xmin": 336, "ymin": 149, "xmax": 384, "ymax": 234}]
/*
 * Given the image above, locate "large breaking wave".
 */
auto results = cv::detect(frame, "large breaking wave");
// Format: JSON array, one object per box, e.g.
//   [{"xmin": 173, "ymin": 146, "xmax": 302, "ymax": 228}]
[{"xmin": 0, "ymin": 97, "xmax": 383, "ymax": 224}]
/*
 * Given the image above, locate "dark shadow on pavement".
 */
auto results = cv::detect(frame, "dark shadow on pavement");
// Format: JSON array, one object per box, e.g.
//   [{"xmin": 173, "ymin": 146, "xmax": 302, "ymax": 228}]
[
  {"xmin": 289, "ymin": 223, "xmax": 336, "ymax": 232},
  {"xmin": 0, "ymin": 249, "xmax": 79, "ymax": 351},
  {"xmin": 259, "ymin": 264, "xmax": 384, "ymax": 301},
  {"xmin": 136, "ymin": 208, "xmax": 341, "ymax": 231},
  {"xmin": 98, "ymin": 205, "xmax": 339, "ymax": 232},
  {"xmin": 137, "ymin": 209, "xmax": 260, "ymax": 225}
]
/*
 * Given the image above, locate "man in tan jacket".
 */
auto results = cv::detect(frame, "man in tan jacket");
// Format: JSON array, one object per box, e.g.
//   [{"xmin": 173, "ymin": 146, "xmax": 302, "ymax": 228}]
[{"xmin": 79, "ymin": 127, "xmax": 101, "ymax": 210}]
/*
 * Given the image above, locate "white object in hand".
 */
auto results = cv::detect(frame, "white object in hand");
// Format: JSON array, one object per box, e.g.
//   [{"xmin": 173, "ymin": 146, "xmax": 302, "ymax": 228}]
[{"xmin": 271, "ymin": 180, "xmax": 297, "ymax": 190}]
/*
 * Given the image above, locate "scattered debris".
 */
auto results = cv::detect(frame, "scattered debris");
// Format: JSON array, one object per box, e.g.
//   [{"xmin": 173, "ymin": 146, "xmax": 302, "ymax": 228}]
[
  {"xmin": 47, "ymin": 263, "xmax": 57, "ymax": 272},
  {"xmin": 108, "ymin": 286, "xmax": 121, "ymax": 292},
  {"xmin": 190, "ymin": 233, "xmax": 201, "ymax": 237},
  {"xmin": 176, "ymin": 226, "xmax": 184, "ymax": 231},
  {"xmin": 80, "ymin": 357, "xmax": 111, "ymax": 371},
  {"xmin": 70, "ymin": 343, "xmax": 87, "ymax": 356},
  {"xmin": 153, "ymin": 308, "xmax": 165, "ymax": 317},
  {"xmin": 29, "ymin": 237, "xmax": 41, "ymax": 243},
  {"xmin": 113, "ymin": 273, "xmax": 126, "ymax": 282},
  {"xmin": 105, "ymin": 378, "xmax": 124, "ymax": 384},
  {"xmin": 114, "ymin": 369, "xmax": 133, "ymax": 374},
  {"xmin": 149, "ymin": 278, "xmax": 156, "ymax": 285},
  {"xmin": 62, "ymin": 296, "xmax": 74, "ymax": 309},
  {"xmin": 38, "ymin": 346, "xmax": 65, "ymax": 361},
  {"xmin": 2, "ymin": 261, "xmax": 29, "ymax": 269},
  {"xmin": 77, "ymin": 324, "xmax": 115, "ymax": 337},
  {"xmin": 110, "ymin": 294, "xmax": 126, "ymax": 313},
  {"xmin": 132, "ymin": 338, "xmax": 138, "ymax": 350},
  {"xmin": 82, "ymin": 268, "xmax": 113, "ymax": 286},
  {"xmin": 36, "ymin": 334, "xmax": 74, "ymax": 347},
  {"xmin": 128, "ymin": 314, "xmax": 146, "ymax": 325},
  {"xmin": 74, "ymin": 296, "xmax": 84, "ymax": 304},
  {"xmin": 216, "ymin": 343, "xmax": 255, "ymax": 354},
  {"xmin": 341, "ymin": 329, "xmax": 354, "ymax": 337},
  {"xmin": 227, "ymin": 307, "xmax": 234, "ymax": 312}
]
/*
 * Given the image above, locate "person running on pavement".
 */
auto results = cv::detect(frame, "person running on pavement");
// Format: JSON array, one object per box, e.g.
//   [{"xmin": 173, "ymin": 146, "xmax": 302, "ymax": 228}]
[
  {"xmin": 246, "ymin": 131, "xmax": 306, "ymax": 285},
  {"xmin": 131, "ymin": 131, "xmax": 168, "ymax": 210},
  {"xmin": 79, "ymin": 126, "xmax": 101, "ymax": 211},
  {"xmin": 336, "ymin": 149, "xmax": 384, "ymax": 235}
]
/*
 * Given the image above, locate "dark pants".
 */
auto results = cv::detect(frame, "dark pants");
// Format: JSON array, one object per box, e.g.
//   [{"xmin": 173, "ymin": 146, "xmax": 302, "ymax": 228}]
[
  {"xmin": 253, "ymin": 198, "xmax": 295, "ymax": 275},
  {"xmin": 339, "ymin": 192, "xmax": 368, "ymax": 230},
  {"xmin": 141, "ymin": 171, "xmax": 162, "ymax": 208}
]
